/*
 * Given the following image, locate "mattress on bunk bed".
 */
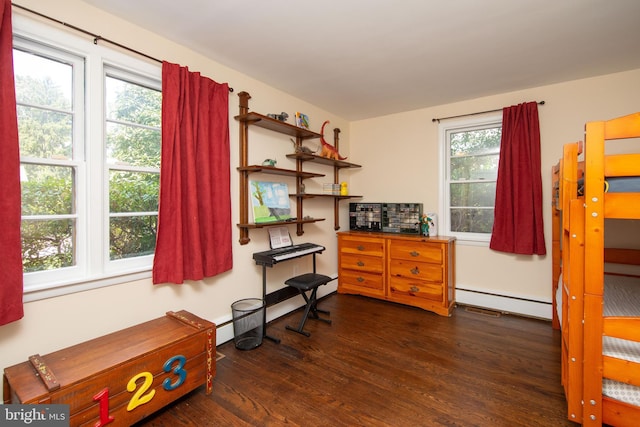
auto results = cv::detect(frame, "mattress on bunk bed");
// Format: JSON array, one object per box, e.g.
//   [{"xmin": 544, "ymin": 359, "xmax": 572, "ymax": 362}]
[
  {"xmin": 603, "ymin": 274, "xmax": 640, "ymax": 406},
  {"xmin": 554, "ymin": 270, "xmax": 640, "ymax": 326},
  {"xmin": 577, "ymin": 176, "xmax": 640, "ymax": 196},
  {"xmin": 605, "ymin": 177, "xmax": 640, "ymax": 193}
]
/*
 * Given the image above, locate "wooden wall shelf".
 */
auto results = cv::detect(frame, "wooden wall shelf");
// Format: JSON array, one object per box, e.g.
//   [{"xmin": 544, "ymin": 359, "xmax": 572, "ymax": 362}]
[
  {"xmin": 235, "ymin": 111, "xmax": 321, "ymax": 139},
  {"xmin": 293, "ymin": 193, "xmax": 363, "ymax": 199},
  {"xmin": 237, "ymin": 165, "xmax": 324, "ymax": 179},
  {"xmin": 238, "ymin": 217, "xmax": 326, "ymax": 229},
  {"xmin": 285, "ymin": 153, "xmax": 361, "ymax": 169},
  {"xmin": 235, "ymin": 91, "xmax": 362, "ymax": 244}
]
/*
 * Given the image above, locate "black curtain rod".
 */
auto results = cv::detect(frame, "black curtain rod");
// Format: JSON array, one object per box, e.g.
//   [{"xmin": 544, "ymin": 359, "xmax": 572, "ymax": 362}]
[
  {"xmin": 11, "ymin": 3, "xmax": 234, "ymax": 92},
  {"xmin": 432, "ymin": 101, "xmax": 545, "ymax": 123}
]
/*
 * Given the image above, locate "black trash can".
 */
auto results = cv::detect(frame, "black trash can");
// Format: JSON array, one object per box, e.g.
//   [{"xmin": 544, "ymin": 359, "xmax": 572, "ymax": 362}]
[{"xmin": 231, "ymin": 298, "xmax": 264, "ymax": 350}]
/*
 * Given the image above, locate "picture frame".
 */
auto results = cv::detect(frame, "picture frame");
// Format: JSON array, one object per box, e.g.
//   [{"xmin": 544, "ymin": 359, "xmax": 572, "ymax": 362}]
[
  {"xmin": 249, "ymin": 181, "xmax": 292, "ymax": 223},
  {"xmin": 295, "ymin": 112, "xmax": 309, "ymax": 129}
]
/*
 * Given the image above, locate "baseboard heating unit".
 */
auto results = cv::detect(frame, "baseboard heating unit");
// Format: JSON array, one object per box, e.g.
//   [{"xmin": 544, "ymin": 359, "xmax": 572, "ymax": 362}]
[{"xmin": 456, "ymin": 287, "xmax": 552, "ymax": 320}]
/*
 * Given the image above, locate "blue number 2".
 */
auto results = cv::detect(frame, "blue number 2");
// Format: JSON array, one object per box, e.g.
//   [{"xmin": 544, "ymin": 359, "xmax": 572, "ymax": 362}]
[{"xmin": 162, "ymin": 355, "xmax": 187, "ymax": 391}]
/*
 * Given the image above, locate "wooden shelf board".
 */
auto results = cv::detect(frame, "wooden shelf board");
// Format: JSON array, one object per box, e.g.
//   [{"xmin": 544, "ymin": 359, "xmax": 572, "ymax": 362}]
[
  {"xmin": 286, "ymin": 153, "xmax": 361, "ymax": 168},
  {"xmin": 235, "ymin": 112, "xmax": 321, "ymax": 140},
  {"xmin": 237, "ymin": 165, "xmax": 324, "ymax": 179},
  {"xmin": 293, "ymin": 193, "xmax": 363, "ymax": 199},
  {"xmin": 238, "ymin": 218, "xmax": 326, "ymax": 229}
]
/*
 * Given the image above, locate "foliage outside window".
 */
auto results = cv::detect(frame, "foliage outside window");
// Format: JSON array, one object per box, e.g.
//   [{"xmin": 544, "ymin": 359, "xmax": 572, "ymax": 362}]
[
  {"xmin": 441, "ymin": 115, "xmax": 502, "ymax": 243},
  {"xmin": 15, "ymin": 47, "xmax": 79, "ymax": 274},
  {"xmin": 105, "ymin": 72, "xmax": 161, "ymax": 261},
  {"xmin": 13, "ymin": 15, "xmax": 161, "ymax": 300}
]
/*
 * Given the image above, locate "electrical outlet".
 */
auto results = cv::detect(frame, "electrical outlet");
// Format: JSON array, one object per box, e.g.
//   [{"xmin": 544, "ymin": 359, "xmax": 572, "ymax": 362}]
[{"xmin": 293, "ymin": 264, "xmax": 299, "ymax": 277}]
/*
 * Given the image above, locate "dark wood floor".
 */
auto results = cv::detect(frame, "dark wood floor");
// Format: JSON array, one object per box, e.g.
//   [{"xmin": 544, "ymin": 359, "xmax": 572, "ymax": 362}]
[{"xmin": 137, "ymin": 293, "xmax": 574, "ymax": 426}]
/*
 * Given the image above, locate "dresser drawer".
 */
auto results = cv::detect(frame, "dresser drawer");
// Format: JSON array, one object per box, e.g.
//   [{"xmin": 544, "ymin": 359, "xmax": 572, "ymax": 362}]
[
  {"xmin": 388, "ymin": 276, "xmax": 444, "ymax": 302},
  {"xmin": 340, "ymin": 253, "xmax": 384, "ymax": 274},
  {"xmin": 339, "ymin": 236, "xmax": 385, "ymax": 256},
  {"xmin": 389, "ymin": 259, "xmax": 443, "ymax": 283},
  {"xmin": 389, "ymin": 240, "xmax": 442, "ymax": 264},
  {"xmin": 339, "ymin": 269, "xmax": 385, "ymax": 295}
]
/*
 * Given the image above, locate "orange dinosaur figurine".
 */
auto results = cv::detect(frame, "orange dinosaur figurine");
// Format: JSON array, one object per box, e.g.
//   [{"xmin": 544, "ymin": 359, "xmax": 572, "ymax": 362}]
[{"xmin": 319, "ymin": 120, "xmax": 347, "ymax": 160}]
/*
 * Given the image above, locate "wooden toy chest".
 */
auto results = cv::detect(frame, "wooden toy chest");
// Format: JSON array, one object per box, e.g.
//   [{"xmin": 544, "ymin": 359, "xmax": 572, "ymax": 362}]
[{"xmin": 3, "ymin": 310, "xmax": 216, "ymax": 426}]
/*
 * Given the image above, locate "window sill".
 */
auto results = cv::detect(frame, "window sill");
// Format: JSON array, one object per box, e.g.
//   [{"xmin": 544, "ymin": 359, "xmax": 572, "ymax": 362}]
[
  {"xmin": 451, "ymin": 237, "xmax": 491, "ymax": 247},
  {"xmin": 23, "ymin": 269, "xmax": 152, "ymax": 303}
]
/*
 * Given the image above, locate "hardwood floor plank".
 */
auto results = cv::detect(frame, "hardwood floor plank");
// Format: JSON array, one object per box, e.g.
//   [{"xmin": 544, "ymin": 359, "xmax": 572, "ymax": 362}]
[{"xmin": 137, "ymin": 293, "xmax": 573, "ymax": 426}]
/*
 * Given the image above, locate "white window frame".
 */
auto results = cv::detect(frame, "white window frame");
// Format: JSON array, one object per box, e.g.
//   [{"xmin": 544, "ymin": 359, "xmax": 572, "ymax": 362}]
[
  {"xmin": 102, "ymin": 66, "xmax": 161, "ymax": 276},
  {"xmin": 14, "ymin": 35, "xmax": 88, "ymax": 294},
  {"xmin": 439, "ymin": 113, "xmax": 502, "ymax": 246},
  {"xmin": 14, "ymin": 14, "xmax": 161, "ymax": 302}
]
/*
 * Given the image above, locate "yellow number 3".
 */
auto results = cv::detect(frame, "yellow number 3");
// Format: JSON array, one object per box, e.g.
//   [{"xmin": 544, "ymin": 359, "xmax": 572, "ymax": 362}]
[{"xmin": 126, "ymin": 372, "xmax": 155, "ymax": 411}]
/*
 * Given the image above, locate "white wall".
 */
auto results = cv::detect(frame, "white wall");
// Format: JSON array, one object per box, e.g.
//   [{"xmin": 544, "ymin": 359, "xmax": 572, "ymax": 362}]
[
  {"xmin": 1, "ymin": 0, "xmax": 350, "ymax": 401},
  {"xmin": 351, "ymin": 68, "xmax": 640, "ymax": 317}
]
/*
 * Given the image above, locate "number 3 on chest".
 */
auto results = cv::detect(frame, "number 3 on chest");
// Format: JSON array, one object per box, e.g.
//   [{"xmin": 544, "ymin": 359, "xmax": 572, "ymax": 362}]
[{"xmin": 93, "ymin": 353, "xmax": 188, "ymax": 425}]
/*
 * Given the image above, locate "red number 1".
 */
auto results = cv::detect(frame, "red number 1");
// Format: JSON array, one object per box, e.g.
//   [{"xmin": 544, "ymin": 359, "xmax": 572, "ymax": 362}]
[{"xmin": 93, "ymin": 388, "xmax": 115, "ymax": 426}]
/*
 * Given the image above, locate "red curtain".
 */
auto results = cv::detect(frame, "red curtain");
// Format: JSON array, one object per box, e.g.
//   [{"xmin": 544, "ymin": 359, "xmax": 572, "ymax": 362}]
[
  {"xmin": 152, "ymin": 61, "xmax": 232, "ymax": 284},
  {"xmin": 0, "ymin": 0, "xmax": 24, "ymax": 325},
  {"xmin": 490, "ymin": 102, "xmax": 546, "ymax": 255}
]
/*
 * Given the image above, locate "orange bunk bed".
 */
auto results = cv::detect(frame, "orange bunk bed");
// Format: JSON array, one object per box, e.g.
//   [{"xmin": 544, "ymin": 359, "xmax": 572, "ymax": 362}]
[{"xmin": 551, "ymin": 112, "xmax": 640, "ymax": 426}]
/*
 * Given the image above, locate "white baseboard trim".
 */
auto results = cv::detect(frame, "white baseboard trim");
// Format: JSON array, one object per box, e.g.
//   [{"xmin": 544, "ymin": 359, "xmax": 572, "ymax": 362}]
[
  {"xmin": 213, "ymin": 275, "xmax": 338, "ymax": 346},
  {"xmin": 456, "ymin": 287, "xmax": 552, "ymax": 320}
]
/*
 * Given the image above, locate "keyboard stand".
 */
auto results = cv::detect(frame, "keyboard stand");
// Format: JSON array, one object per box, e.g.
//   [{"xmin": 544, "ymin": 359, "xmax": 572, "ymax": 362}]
[{"xmin": 260, "ymin": 263, "xmax": 281, "ymax": 344}]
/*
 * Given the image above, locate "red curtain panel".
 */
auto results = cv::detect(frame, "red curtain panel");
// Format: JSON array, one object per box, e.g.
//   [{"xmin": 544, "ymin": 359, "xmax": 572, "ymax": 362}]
[
  {"xmin": 490, "ymin": 102, "xmax": 546, "ymax": 255},
  {"xmin": 0, "ymin": 0, "xmax": 25, "ymax": 325},
  {"xmin": 153, "ymin": 61, "xmax": 232, "ymax": 284}
]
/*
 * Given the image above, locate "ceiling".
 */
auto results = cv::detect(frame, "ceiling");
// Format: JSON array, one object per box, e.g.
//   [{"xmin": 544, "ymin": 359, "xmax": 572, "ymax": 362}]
[{"xmin": 79, "ymin": 0, "xmax": 640, "ymax": 121}]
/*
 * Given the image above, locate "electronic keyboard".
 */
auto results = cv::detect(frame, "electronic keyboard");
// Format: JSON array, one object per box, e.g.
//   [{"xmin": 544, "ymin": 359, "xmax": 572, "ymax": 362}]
[{"xmin": 252, "ymin": 242, "xmax": 325, "ymax": 266}]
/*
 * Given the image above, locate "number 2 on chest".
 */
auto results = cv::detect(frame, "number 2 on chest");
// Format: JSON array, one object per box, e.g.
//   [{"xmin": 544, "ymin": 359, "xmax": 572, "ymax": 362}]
[
  {"xmin": 93, "ymin": 353, "xmax": 188, "ymax": 423},
  {"xmin": 127, "ymin": 355, "xmax": 188, "ymax": 411}
]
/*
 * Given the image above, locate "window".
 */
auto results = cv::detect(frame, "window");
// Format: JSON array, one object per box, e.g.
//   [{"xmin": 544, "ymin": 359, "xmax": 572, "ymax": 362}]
[
  {"xmin": 440, "ymin": 114, "xmax": 502, "ymax": 243},
  {"xmin": 104, "ymin": 69, "xmax": 161, "ymax": 263},
  {"xmin": 13, "ymin": 15, "xmax": 161, "ymax": 300},
  {"xmin": 14, "ymin": 45, "xmax": 81, "ymax": 275}
]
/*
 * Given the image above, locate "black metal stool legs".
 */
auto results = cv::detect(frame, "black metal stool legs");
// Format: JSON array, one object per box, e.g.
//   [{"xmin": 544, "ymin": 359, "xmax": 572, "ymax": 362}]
[
  {"xmin": 285, "ymin": 286, "xmax": 331, "ymax": 336},
  {"xmin": 284, "ymin": 273, "xmax": 333, "ymax": 337}
]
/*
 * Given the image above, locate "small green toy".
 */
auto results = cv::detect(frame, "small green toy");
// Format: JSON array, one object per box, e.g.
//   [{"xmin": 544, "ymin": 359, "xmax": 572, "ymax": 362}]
[{"xmin": 421, "ymin": 214, "xmax": 430, "ymax": 236}]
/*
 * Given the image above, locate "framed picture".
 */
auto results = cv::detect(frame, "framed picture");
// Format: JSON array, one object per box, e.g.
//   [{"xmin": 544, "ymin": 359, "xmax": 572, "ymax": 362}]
[
  {"xmin": 250, "ymin": 181, "xmax": 292, "ymax": 223},
  {"xmin": 295, "ymin": 112, "xmax": 309, "ymax": 129}
]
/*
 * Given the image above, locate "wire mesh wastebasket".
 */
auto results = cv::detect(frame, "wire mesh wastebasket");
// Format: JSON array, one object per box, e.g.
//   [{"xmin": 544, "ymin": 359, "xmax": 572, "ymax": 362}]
[{"xmin": 231, "ymin": 298, "xmax": 265, "ymax": 350}]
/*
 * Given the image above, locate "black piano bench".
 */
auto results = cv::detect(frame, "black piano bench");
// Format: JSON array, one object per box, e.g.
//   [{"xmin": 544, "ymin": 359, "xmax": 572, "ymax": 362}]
[{"xmin": 284, "ymin": 273, "xmax": 333, "ymax": 337}]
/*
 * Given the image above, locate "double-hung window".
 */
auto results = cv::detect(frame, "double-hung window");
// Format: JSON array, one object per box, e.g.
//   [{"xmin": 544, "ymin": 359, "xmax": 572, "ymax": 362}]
[
  {"xmin": 440, "ymin": 114, "xmax": 502, "ymax": 243},
  {"xmin": 13, "ymin": 15, "xmax": 161, "ymax": 301},
  {"xmin": 104, "ymin": 68, "xmax": 161, "ymax": 265}
]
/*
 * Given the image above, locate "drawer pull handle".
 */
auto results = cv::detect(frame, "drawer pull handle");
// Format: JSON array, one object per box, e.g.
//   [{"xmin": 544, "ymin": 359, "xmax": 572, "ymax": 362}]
[
  {"xmin": 357, "ymin": 245, "xmax": 365, "ymax": 251},
  {"xmin": 410, "ymin": 251, "xmax": 420, "ymax": 257},
  {"xmin": 357, "ymin": 261, "xmax": 365, "ymax": 267},
  {"xmin": 410, "ymin": 267, "xmax": 420, "ymax": 275},
  {"xmin": 410, "ymin": 286, "xmax": 419, "ymax": 293},
  {"xmin": 357, "ymin": 277, "xmax": 365, "ymax": 282}
]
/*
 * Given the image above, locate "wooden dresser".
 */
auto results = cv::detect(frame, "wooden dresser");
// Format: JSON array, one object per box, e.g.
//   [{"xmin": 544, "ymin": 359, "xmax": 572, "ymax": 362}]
[{"xmin": 337, "ymin": 232, "xmax": 456, "ymax": 316}]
